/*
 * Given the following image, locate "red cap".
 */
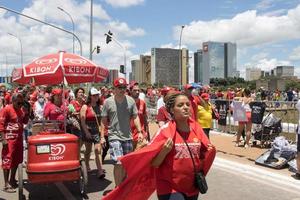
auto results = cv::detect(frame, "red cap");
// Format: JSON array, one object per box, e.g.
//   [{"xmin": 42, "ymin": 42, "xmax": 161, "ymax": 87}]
[
  {"xmin": 184, "ymin": 84, "xmax": 193, "ymax": 90},
  {"xmin": 201, "ymin": 93, "xmax": 210, "ymax": 100},
  {"xmin": 114, "ymin": 78, "xmax": 127, "ymax": 87},
  {"xmin": 51, "ymin": 88, "xmax": 62, "ymax": 95},
  {"xmin": 161, "ymin": 87, "xmax": 172, "ymax": 96}
]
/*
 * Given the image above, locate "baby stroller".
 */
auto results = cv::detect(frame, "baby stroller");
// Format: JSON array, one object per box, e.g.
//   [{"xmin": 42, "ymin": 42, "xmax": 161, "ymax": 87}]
[{"xmin": 253, "ymin": 112, "xmax": 282, "ymax": 147}]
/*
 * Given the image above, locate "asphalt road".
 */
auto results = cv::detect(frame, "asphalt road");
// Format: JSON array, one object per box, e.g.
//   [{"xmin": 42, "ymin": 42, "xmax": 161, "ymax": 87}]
[{"xmin": 1, "ymin": 155, "xmax": 300, "ymax": 200}]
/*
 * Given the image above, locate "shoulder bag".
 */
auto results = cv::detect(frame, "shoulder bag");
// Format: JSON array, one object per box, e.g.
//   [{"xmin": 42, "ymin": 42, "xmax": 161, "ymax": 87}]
[{"xmin": 179, "ymin": 133, "xmax": 208, "ymax": 194}]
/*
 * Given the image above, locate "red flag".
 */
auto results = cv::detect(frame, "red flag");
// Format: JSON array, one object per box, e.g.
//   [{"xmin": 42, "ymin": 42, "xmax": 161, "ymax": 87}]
[{"xmin": 102, "ymin": 120, "xmax": 216, "ymax": 200}]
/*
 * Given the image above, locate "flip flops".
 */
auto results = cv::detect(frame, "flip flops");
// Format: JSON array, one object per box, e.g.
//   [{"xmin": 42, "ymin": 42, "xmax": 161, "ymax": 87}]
[{"xmin": 2, "ymin": 186, "xmax": 16, "ymax": 193}]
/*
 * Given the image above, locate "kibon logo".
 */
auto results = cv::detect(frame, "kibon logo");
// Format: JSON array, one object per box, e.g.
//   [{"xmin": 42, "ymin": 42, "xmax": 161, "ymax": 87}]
[
  {"xmin": 50, "ymin": 144, "xmax": 66, "ymax": 156},
  {"xmin": 64, "ymin": 58, "xmax": 87, "ymax": 65},
  {"xmin": 35, "ymin": 58, "xmax": 58, "ymax": 65}
]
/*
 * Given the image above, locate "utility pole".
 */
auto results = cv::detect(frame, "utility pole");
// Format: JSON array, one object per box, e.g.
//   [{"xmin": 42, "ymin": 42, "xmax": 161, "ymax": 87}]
[{"xmin": 89, "ymin": 0, "xmax": 93, "ymax": 60}]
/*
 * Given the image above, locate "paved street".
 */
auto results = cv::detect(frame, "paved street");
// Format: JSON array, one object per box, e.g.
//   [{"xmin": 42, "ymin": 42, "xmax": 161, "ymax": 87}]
[
  {"xmin": 1, "ymin": 124, "xmax": 300, "ymax": 200},
  {"xmin": 1, "ymin": 155, "xmax": 300, "ymax": 200}
]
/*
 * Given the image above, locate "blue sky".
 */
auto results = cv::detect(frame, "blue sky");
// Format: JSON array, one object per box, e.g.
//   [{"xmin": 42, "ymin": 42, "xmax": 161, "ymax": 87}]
[{"xmin": 1, "ymin": 0, "xmax": 300, "ymax": 80}]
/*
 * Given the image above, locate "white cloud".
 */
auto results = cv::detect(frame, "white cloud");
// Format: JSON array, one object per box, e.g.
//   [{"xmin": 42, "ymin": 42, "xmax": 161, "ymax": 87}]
[
  {"xmin": 173, "ymin": 5, "xmax": 300, "ymax": 48},
  {"xmin": 251, "ymin": 52, "xmax": 269, "ymax": 61},
  {"xmin": 240, "ymin": 58, "xmax": 291, "ymax": 78},
  {"xmin": 289, "ymin": 46, "xmax": 300, "ymax": 61},
  {"xmin": 108, "ymin": 21, "xmax": 145, "ymax": 37},
  {"xmin": 105, "ymin": 0, "xmax": 144, "ymax": 8},
  {"xmin": 256, "ymin": 0, "xmax": 275, "ymax": 10},
  {"xmin": 263, "ymin": 9, "xmax": 287, "ymax": 16},
  {"xmin": 0, "ymin": 0, "xmax": 144, "ymax": 77}
]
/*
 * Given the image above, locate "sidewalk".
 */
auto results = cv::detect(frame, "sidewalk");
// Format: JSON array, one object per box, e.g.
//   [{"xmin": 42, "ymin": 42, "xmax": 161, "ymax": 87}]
[{"xmin": 149, "ymin": 123, "xmax": 294, "ymax": 177}]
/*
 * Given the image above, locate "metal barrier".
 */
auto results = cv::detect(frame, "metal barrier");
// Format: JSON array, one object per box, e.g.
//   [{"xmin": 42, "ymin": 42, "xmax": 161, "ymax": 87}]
[{"xmin": 145, "ymin": 97, "xmax": 299, "ymax": 140}]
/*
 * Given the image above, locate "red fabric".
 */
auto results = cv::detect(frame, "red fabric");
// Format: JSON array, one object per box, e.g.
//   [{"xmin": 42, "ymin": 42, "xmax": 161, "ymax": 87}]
[
  {"xmin": 102, "ymin": 120, "xmax": 216, "ymax": 200},
  {"xmin": 130, "ymin": 99, "xmax": 147, "ymax": 141},
  {"xmin": 155, "ymin": 128, "xmax": 205, "ymax": 196},
  {"xmin": 0, "ymin": 105, "xmax": 28, "ymax": 169},
  {"xmin": 156, "ymin": 106, "xmax": 172, "ymax": 123},
  {"xmin": 4, "ymin": 93, "xmax": 11, "ymax": 105},
  {"xmin": 189, "ymin": 95, "xmax": 200, "ymax": 120},
  {"xmin": 238, "ymin": 112, "xmax": 252, "ymax": 124},
  {"xmin": 70, "ymin": 100, "xmax": 83, "ymax": 112},
  {"xmin": 43, "ymin": 102, "xmax": 66, "ymax": 121},
  {"xmin": 85, "ymin": 105, "xmax": 97, "ymax": 122}
]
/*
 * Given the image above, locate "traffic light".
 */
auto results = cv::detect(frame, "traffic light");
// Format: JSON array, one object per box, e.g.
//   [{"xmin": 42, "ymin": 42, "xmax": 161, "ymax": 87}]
[
  {"xmin": 96, "ymin": 46, "xmax": 100, "ymax": 54},
  {"xmin": 120, "ymin": 65, "xmax": 125, "ymax": 74},
  {"xmin": 106, "ymin": 30, "xmax": 113, "ymax": 44}
]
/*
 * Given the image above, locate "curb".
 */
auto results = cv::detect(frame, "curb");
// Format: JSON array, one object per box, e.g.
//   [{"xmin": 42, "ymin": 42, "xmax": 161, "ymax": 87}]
[{"xmin": 214, "ymin": 157, "xmax": 300, "ymax": 193}]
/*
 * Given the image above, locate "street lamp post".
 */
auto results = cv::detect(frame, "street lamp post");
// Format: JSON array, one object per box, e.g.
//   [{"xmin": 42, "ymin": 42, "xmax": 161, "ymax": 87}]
[
  {"xmin": 8, "ymin": 33, "xmax": 23, "ymax": 68},
  {"xmin": 179, "ymin": 25, "xmax": 185, "ymax": 88},
  {"xmin": 57, "ymin": 7, "xmax": 75, "ymax": 54},
  {"xmin": 90, "ymin": 0, "xmax": 93, "ymax": 60},
  {"xmin": 0, "ymin": 6, "xmax": 82, "ymax": 56}
]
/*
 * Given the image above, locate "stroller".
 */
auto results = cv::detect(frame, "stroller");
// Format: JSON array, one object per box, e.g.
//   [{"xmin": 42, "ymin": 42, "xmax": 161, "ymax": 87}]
[{"xmin": 253, "ymin": 112, "xmax": 282, "ymax": 147}]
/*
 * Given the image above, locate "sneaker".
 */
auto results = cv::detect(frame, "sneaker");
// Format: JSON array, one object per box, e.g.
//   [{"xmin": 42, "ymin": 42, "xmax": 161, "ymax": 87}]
[
  {"xmin": 234, "ymin": 143, "xmax": 240, "ymax": 147},
  {"xmin": 244, "ymin": 144, "xmax": 250, "ymax": 148}
]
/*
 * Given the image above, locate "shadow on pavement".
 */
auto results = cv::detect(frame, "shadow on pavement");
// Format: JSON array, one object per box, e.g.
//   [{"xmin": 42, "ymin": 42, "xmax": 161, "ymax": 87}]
[{"xmin": 23, "ymin": 180, "xmax": 65, "ymax": 200}]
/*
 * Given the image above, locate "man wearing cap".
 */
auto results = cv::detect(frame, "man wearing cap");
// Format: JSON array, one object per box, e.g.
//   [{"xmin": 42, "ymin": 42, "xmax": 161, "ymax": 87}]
[
  {"xmin": 101, "ymin": 77, "xmax": 143, "ymax": 186},
  {"xmin": 183, "ymin": 84, "xmax": 202, "ymax": 121},
  {"xmin": 0, "ymin": 93, "xmax": 29, "ymax": 192},
  {"xmin": 129, "ymin": 82, "xmax": 149, "ymax": 148}
]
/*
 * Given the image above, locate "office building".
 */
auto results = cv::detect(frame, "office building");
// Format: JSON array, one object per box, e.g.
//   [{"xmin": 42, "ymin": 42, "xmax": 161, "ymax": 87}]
[
  {"xmin": 275, "ymin": 66, "xmax": 294, "ymax": 77},
  {"xmin": 131, "ymin": 55, "xmax": 151, "ymax": 84},
  {"xmin": 195, "ymin": 41, "xmax": 237, "ymax": 84},
  {"xmin": 194, "ymin": 50, "xmax": 203, "ymax": 83},
  {"xmin": 246, "ymin": 68, "xmax": 262, "ymax": 81},
  {"xmin": 108, "ymin": 69, "xmax": 119, "ymax": 85},
  {"xmin": 151, "ymin": 48, "xmax": 188, "ymax": 87},
  {"xmin": 131, "ymin": 60, "xmax": 141, "ymax": 82}
]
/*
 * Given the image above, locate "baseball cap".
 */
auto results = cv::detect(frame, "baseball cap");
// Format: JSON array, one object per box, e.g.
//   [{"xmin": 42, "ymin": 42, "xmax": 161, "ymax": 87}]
[
  {"xmin": 90, "ymin": 87, "xmax": 100, "ymax": 95},
  {"xmin": 51, "ymin": 88, "xmax": 62, "ymax": 95},
  {"xmin": 161, "ymin": 87, "xmax": 172, "ymax": 96},
  {"xmin": 114, "ymin": 78, "xmax": 127, "ymax": 87},
  {"xmin": 184, "ymin": 84, "xmax": 193, "ymax": 90},
  {"xmin": 201, "ymin": 93, "xmax": 210, "ymax": 100}
]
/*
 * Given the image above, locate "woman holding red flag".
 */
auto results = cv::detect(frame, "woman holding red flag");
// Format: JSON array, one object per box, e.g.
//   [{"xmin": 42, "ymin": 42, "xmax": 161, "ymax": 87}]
[
  {"xmin": 151, "ymin": 92, "xmax": 214, "ymax": 200},
  {"xmin": 102, "ymin": 92, "xmax": 215, "ymax": 200}
]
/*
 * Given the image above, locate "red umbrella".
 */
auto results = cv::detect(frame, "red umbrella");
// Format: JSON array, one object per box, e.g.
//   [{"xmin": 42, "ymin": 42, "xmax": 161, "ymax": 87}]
[
  {"xmin": 11, "ymin": 68, "xmax": 30, "ymax": 85},
  {"xmin": 23, "ymin": 51, "xmax": 108, "ymax": 85}
]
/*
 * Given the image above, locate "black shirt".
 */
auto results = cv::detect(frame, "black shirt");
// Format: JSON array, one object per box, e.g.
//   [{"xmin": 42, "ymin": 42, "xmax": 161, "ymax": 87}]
[{"xmin": 250, "ymin": 102, "xmax": 266, "ymax": 124}]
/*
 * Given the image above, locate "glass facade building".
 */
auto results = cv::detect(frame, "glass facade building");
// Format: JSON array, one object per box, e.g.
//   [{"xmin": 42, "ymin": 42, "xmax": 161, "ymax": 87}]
[{"xmin": 194, "ymin": 41, "xmax": 237, "ymax": 84}]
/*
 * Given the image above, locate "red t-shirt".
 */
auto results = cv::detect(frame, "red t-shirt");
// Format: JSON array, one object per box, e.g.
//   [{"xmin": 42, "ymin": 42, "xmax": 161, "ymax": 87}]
[
  {"xmin": 189, "ymin": 95, "xmax": 200, "ymax": 120},
  {"xmin": 44, "ymin": 102, "xmax": 66, "ymax": 121},
  {"xmin": 156, "ymin": 106, "xmax": 172, "ymax": 123},
  {"xmin": 130, "ymin": 99, "xmax": 147, "ymax": 141},
  {"xmin": 153, "ymin": 123, "xmax": 209, "ymax": 197},
  {"xmin": 70, "ymin": 100, "xmax": 83, "ymax": 113},
  {"xmin": 85, "ymin": 105, "xmax": 97, "ymax": 122},
  {"xmin": 4, "ymin": 93, "xmax": 11, "ymax": 105},
  {"xmin": 0, "ymin": 105, "xmax": 29, "ymax": 169}
]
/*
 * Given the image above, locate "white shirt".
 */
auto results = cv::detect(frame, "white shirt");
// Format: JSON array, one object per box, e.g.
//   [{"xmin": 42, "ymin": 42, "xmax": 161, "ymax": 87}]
[
  {"xmin": 156, "ymin": 97, "xmax": 165, "ymax": 112},
  {"xmin": 139, "ymin": 92, "xmax": 146, "ymax": 101}
]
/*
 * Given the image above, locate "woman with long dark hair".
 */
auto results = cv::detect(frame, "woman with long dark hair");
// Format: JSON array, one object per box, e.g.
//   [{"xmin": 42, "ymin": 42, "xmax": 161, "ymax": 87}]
[{"xmin": 80, "ymin": 88, "xmax": 105, "ymax": 179}]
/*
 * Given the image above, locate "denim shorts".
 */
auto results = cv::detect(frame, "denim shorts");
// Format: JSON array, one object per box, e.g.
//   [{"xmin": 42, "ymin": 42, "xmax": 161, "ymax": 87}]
[{"xmin": 109, "ymin": 140, "xmax": 133, "ymax": 164}]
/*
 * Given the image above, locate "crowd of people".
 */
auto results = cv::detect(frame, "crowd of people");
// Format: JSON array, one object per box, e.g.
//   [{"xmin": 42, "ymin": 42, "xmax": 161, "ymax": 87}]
[{"xmin": 0, "ymin": 80, "xmax": 299, "ymax": 198}]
